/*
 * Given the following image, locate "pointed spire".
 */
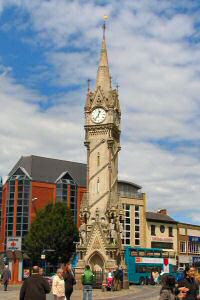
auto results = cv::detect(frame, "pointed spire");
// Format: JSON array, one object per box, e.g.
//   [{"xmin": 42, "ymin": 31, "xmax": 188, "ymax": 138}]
[{"xmin": 95, "ymin": 17, "xmax": 111, "ymax": 95}]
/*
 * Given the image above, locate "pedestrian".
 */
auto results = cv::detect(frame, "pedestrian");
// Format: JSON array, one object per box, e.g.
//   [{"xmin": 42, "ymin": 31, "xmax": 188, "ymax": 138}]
[
  {"xmin": 63, "ymin": 264, "xmax": 76, "ymax": 300},
  {"xmin": 159, "ymin": 274, "xmax": 188, "ymax": 300},
  {"xmin": 39, "ymin": 268, "xmax": 44, "ymax": 276},
  {"xmin": 113, "ymin": 267, "xmax": 121, "ymax": 291},
  {"xmin": 19, "ymin": 265, "xmax": 51, "ymax": 300},
  {"xmin": 2, "ymin": 265, "xmax": 11, "ymax": 291},
  {"xmin": 178, "ymin": 266, "xmax": 199, "ymax": 300},
  {"xmin": 82, "ymin": 265, "xmax": 94, "ymax": 300},
  {"xmin": 52, "ymin": 268, "xmax": 65, "ymax": 300},
  {"xmin": 106, "ymin": 269, "xmax": 113, "ymax": 290}
]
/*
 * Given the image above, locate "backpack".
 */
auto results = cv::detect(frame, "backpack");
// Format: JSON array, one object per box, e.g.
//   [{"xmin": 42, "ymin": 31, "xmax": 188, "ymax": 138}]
[{"xmin": 82, "ymin": 269, "xmax": 94, "ymax": 285}]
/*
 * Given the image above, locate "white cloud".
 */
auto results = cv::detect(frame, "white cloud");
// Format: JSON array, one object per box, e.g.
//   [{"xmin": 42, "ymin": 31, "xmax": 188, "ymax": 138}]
[{"xmin": 0, "ymin": 0, "xmax": 200, "ymax": 223}]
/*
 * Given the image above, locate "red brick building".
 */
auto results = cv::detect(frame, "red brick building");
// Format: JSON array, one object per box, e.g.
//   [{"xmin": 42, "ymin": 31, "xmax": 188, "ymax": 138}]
[{"xmin": 0, "ymin": 155, "xmax": 87, "ymax": 282}]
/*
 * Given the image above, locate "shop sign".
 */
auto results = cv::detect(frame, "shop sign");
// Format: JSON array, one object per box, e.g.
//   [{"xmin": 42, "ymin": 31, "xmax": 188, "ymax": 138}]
[
  {"xmin": 179, "ymin": 255, "xmax": 190, "ymax": 263},
  {"xmin": 7, "ymin": 237, "xmax": 21, "ymax": 251},
  {"xmin": 193, "ymin": 256, "xmax": 200, "ymax": 264},
  {"xmin": 151, "ymin": 236, "xmax": 173, "ymax": 242},
  {"xmin": 189, "ymin": 236, "xmax": 200, "ymax": 243}
]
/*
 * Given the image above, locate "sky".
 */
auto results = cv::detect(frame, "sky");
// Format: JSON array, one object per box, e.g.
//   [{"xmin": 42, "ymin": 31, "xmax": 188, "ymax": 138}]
[{"xmin": 0, "ymin": 0, "xmax": 200, "ymax": 224}]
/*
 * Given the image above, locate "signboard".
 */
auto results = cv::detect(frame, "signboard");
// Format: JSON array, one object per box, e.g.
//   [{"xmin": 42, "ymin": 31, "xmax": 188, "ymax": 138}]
[
  {"xmin": 135, "ymin": 257, "xmax": 164, "ymax": 264},
  {"xmin": 7, "ymin": 237, "xmax": 22, "ymax": 251},
  {"xmin": 151, "ymin": 236, "xmax": 173, "ymax": 242},
  {"xmin": 189, "ymin": 236, "xmax": 200, "ymax": 243},
  {"xmin": 193, "ymin": 256, "xmax": 200, "ymax": 265}
]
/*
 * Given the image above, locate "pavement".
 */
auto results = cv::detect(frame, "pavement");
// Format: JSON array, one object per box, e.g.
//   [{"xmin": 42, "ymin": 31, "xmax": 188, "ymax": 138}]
[{"xmin": 0, "ymin": 284, "xmax": 160, "ymax": 300}]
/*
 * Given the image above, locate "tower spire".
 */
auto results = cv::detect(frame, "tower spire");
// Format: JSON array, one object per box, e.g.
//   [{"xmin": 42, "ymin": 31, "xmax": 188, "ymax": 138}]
[{"xmin": 95, "ymin": 16, "xmax": 111, "ymax": 95}]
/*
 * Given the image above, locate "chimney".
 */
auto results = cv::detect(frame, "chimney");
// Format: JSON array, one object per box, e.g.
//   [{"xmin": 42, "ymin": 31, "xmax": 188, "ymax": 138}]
[{"xmin": 157, "ymin": 209, "xmax": 167, "ymax": 215}]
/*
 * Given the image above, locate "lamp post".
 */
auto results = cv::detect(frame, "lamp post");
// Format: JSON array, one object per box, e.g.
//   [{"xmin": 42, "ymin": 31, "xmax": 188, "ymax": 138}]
[{"xmin": 41, "ymin": 249, "xmax": 55, "ymax": 275}]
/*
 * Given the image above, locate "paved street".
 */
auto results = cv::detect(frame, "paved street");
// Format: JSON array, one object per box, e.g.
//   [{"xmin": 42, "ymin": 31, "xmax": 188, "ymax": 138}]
[{"xmin": 0, "ymin": 285, "xmax": 160, "ymax": 300}]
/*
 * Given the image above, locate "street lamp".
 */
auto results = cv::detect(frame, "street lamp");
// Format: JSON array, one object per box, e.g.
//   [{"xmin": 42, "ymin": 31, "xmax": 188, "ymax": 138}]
[{"xmin": 31, "ymin": 197, "xmax": 38, "ymax": 213}]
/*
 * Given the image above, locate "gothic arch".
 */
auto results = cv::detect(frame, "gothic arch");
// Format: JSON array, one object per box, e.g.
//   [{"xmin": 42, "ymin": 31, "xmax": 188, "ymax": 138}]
[{"xmin": 87, "ymin": 250, "xmax": 105, "ymax": 271}]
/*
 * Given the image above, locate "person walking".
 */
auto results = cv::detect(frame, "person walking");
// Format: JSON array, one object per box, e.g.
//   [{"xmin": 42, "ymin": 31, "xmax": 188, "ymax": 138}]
[
  {"xmin": 2, "ymin": 265, "xmax": 11, "ymax": 291},
  {"xmin": 52, "ymin": 268, "xmax": 65, "ymax": 300},
  {"xmin": 178, "ymin": 266, "xmax": 199, "ymax": 300},
  {"xmin": 82, "ymin": 265, "xmax": 94, "ymax": 300},
  {"xmin": 63, "ymin": 264, "xmax": 76, "ymax": 300},
  {"xmin": 159, "ymin": 274, "xmax": 188, "ymax": 300},
  {"xmin": 19, "ymin": 265, "xmax": 51, "ymax": 300}
]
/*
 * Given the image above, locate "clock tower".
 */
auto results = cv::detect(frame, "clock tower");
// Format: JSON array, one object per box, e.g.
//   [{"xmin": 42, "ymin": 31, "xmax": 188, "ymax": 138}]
[{"xmin": 76, "ymin": 22, "xmax": 125, "ymax": 276}]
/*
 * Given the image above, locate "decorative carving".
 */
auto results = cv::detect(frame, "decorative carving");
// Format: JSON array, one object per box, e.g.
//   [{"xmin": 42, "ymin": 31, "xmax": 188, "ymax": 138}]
[
  {"xmin": 79, "ymin": 222, "xmax": 87, "ymax": 245},
  {"xmin": 92, "ymin": 238, "xmax": 101, "ymax": 250}
]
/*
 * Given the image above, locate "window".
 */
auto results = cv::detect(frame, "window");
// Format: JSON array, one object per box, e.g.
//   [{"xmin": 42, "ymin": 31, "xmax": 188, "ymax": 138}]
[
  {"xmin": 160, "ymin": 225, "xmax": 165, "ymax": 233},
  {"xmin": 180, "ymin": 241, "xmax": 186, "ymax": 253},
  {"xmin": 56, "ymin": 173, "xmax": 77, "ymax": 224},
  {"xmin": 134, "ymin": 206, "xmax": 140, "ymax": 246},
  {"xmin": 151, "ymin": 242, "xmax": 173, "ymax": 249},
  {"xmin": 97, "ymin": 152, "xmax": 100, "ymax": 167},
  {"xmin": 97, "ymin": 178, "xmax": 100, "ymax": 193},
  {"xmin": 151, "ymin": 225, "xmax": 156, "ymax": 236},
  {"xmin": 122, "ymin": 204, "xmax": 131, "ymax": 246},
  {"xmin": 169, "ymin": 227, "xmax": 173, "ymax": 237},
  {"xmin": 188, "ymin": 242, "xmax": 200, "ymax": 254}
]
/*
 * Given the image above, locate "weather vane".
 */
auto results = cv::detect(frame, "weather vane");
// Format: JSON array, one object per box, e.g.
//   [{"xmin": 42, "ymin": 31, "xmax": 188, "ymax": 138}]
[{"xmin": 102, "ymin": 15, "xmax": 108, "ymax": 39}]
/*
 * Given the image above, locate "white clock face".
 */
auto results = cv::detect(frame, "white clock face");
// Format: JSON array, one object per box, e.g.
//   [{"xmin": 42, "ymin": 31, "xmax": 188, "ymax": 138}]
[{"xmin": 91, "ymin": 108, "xmax": 106, "ymax": 123}]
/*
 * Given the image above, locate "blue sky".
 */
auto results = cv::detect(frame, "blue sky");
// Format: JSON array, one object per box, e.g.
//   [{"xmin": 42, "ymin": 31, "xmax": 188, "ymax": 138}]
[{"xmin": 0, "ymin": 0, "xmax": 200, "ymax": 223}]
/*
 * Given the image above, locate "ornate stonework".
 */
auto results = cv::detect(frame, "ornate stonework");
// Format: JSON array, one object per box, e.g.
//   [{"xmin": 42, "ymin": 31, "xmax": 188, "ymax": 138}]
[{"xmin": 76, "ymin": 24, "xmax": 125, "ymax": 274}]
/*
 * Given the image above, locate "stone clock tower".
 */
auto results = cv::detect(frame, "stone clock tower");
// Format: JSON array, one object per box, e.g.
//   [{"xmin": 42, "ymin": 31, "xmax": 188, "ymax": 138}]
[{"xmin": 76, "ymin": 23, "xmax": 125, "ymax": 277}]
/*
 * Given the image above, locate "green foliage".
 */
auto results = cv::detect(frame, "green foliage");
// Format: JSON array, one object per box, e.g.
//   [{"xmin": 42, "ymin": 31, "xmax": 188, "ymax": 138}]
[{"xmin": 24, "ymin": 202, "xmax": 79, "ymax": 264}]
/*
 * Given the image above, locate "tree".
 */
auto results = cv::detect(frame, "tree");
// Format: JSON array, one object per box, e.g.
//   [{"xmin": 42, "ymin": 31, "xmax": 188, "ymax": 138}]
[{"xmin": 24, "ymin": 202, "xmax": 79, "ymax": 265}]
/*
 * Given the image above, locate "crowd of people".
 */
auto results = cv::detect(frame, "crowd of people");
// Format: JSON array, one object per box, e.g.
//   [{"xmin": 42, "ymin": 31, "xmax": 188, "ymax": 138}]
[
  {"xmin": 159, "ymin": 266, "xmax": 200, "ymax": 300},
  {"xmin": 2, "ymin": 263, "xmax": 200, "ymax": 300},
  {"xmin": 19, "ymin": 263, "xmax": 94, "ymax": 300}
]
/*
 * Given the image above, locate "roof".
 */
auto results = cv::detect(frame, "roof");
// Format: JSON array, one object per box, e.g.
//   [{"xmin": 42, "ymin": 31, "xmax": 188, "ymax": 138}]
[
  {"xmin": 8, "ymin": 155, "xmax": 87, "ymax": 187},
  {"xmin": 118, "ymin": 180, "xmax": 142, "ymax": 190},
  {"xmin": 146, "ymin": 211, "xmax": 177, "ymax": 224}
]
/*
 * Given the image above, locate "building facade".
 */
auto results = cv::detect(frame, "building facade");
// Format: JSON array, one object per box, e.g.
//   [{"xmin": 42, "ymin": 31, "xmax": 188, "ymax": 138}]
[
  {"xmin": 118, "ymin": 181, "xmax": 146, "ymax": 248},
  {"xmin": 177, "ymin": 222, "xmax": 200, "ymax": 268},
  {"xmin": 146, "ymin": 210, "xmax": 178, "ymax": 253}
]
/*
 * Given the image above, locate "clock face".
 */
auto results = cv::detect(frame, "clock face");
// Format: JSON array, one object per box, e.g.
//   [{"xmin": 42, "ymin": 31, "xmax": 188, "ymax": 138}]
[{"xmin": 91, "ymin": 108, "xmax": 106, "ymax": 123}]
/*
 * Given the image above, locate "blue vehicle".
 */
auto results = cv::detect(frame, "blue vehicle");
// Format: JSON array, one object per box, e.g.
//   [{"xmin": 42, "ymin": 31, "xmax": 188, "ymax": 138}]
[{"xmin": 125, "ymin": 247, "xmax": 177, "ymax": 285}]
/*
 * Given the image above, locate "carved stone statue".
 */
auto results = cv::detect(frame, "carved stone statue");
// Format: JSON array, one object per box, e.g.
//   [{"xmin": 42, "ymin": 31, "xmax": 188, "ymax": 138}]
[
  {"xmin": 119, "ymin": 222, "xmax": 124, "ymax": 239},
  {"xmin": 109, "ymin": 219, "xmax": 117, "ymax": 244},
  {"xmin": 79, "ymin": 222, "xmax": 87, "ymax": 245}
]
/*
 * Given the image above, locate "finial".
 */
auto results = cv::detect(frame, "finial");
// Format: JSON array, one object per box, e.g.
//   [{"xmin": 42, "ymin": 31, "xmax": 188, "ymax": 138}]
[
  {"xmin": 102, "ymin": 15, "xmax": 108, "ymax": 40},
  {"xmin": 87, "ymin": 79, "xmax": 91, "ymax": 92},
  {"xmin": 116, "ymin": 83, "xmax": 120, "ymax": 93}
]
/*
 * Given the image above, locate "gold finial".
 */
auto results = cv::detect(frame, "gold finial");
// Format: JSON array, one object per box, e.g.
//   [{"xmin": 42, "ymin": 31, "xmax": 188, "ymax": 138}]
[{"xmin": 102, "ymin": 15, "xmax": 108, "ymax": 40}]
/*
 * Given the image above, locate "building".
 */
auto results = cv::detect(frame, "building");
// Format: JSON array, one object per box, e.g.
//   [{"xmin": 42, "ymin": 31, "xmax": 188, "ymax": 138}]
[
  {"xmin": 0, "ymin": 155, "xmax": 87, "ymax": 282},
  {"xmin": 118, "ymin": 180, "xmax": 146, "ymax": 248},
  {"xmin": 146, "ymin": 209, "xmax": 178, "ymax": 253},
  {"xmin": 177, "ymin": 222, "xmax": 200, "ymax": 268}
]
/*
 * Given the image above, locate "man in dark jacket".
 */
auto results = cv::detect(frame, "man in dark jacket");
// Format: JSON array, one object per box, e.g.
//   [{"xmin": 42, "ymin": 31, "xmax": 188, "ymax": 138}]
[
  {"xmin": 2, "ymin": 265, "xmax": 11, "ymax": 291},
  {"xmin": 178, "ymin": 266, "xmax": 199, "ymax": 300},
  {"xmin": 20, "ymin": 265, "xmax": 51, "ymax": 300}
]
